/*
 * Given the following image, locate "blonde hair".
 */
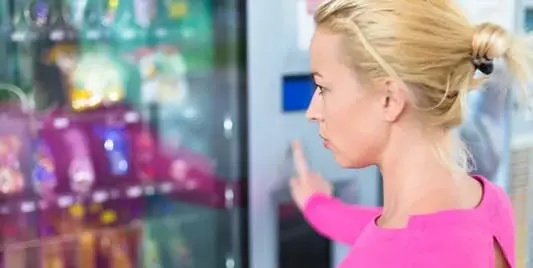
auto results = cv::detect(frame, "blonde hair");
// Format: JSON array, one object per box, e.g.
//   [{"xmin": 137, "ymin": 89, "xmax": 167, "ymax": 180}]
[{"xmin": 314, "ymin": 0, "xmax": 533, "ymax": 172}]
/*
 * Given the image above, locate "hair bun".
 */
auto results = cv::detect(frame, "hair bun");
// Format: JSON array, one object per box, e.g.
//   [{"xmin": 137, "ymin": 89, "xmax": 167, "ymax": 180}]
[{"xmin": 472, "ymin": 22, "xmax": 511, "ymax": 59}]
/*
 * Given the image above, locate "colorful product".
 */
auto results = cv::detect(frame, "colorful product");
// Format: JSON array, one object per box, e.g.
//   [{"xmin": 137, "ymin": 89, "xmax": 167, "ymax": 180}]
[
  {"xmin": 94, "ymin": 126, "xmax": 129, "ymax": 176},
  {"xmin": 41, "ymin": 242, "xmax": 65, "ymax": 268},
  {"xmin": 133, "ymin": 0, "xmax": 156, "ymax": 28},
  {"xmin": 28, "ymin": 0, "xmax": 53, "ymax": 27},
  {"xmin": 70, "ymin": 51, "xmax": 126, "ymax": 111},
  {"xmin": 66, "ymin": 204, "xmax": 94, "ymax": 268},
  {"xmin": 134, "ymin": 130, "xmax": 156, "ymax": 181},
  {"xmin": 102, "ymin": 0, "xmax": 120, "ymax": 26},
  {"xmin": 63, "ymin": 0, "xmax": 87, "ymax": 26},
  {"xmin": 39, "ymin": 210, "xmax": 66, "ymax": 268},
  {"xmin": 97, "ymin": 208, "xmax": 133, "ymax": 268},
  {"xmin": 0, "ymin": 136, "xmax": 24, "ymax": 195},
  {"xmin": 109, "ymin": 231, "xmax": 133, "ymax": 268},
  {"xmin": 133, "ymin": 46, "xmax": 188, "ymax": 105},
  {"xmin": 64, "ymin": 129, "xmax": 95, "ymax": 194},
  {"xmin": 63, "ymin": 0, "xmax": 99, "ymax": 29},
  {"xmin": 128, "ymin": 46, "xmax": 190, "ymax": 150},
  {"xmin": 32, "ymin": 138, "xmax": 57, "ymax": 198},
  {"xmin": 44, "ymin": 45, "xmax": 126, "ymax": 111},
  {"xmin": 78, "ymin": 231, "xmax": 96, "ymax": 268},
  {"xmin": 164, "ymin": 0, "xmax": 188, "ymax": 20}
]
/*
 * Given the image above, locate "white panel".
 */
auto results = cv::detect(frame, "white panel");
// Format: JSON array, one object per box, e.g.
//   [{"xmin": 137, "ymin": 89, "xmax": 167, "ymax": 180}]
[
  {"xmin": 247, "ymin": 0, "xmax": 379, "ymax": 267},
  {"xmin": 247, "ymin": 1, "xmax": 285, "ymax": 268}
]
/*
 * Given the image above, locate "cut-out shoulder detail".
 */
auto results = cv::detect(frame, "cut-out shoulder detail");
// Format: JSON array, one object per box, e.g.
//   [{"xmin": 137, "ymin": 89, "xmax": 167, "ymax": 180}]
[{"xmin": 494, "ymin": 237, "xmax": 511, "ymax": 268}]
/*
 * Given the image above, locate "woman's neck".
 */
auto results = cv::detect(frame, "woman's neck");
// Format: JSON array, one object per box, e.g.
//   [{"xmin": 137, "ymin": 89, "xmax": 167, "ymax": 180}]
[{"xmin": 377, "ymin": 131, "xmax": 466, "ymax": 224}]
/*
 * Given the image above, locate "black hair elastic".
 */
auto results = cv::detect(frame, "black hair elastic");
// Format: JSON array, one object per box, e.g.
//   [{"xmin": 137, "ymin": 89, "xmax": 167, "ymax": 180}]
[{"xmin": 471, "ymin": 56, "xmax": 494, "ymax": 75}]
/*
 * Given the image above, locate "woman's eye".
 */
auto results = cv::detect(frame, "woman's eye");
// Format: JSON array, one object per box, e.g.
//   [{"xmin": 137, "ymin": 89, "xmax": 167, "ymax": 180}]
[{"xmin": 316, "ymin": 86, "xmax": 325, "ymax": 95}]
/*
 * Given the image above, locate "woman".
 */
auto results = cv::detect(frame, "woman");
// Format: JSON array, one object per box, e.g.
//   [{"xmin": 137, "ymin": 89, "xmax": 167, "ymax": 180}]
[{"xmin": 289, "ymin": 0, "xmax": 532, "ymax": 267}]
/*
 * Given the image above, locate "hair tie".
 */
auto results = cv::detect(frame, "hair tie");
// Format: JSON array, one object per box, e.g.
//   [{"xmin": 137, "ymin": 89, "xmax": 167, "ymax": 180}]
[{"xmin": 471, "ymin": 56, "xmax": 494, "ymax": 75}]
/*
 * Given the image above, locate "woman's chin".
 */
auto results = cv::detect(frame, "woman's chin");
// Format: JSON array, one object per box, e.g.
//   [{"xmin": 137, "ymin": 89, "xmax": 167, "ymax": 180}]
[
  {"xmin": 332, "ymin": 154, "xmax": 354, "ymax": 168},
  {"xmin": 333, "ymin": 154, "xmax": 372, "ymax": 169}
]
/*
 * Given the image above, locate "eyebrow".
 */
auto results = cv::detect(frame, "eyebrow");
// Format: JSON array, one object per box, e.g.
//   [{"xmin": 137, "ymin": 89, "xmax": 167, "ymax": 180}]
[{"xmin": 311, "ymin": 72, "xmax": 322, "ymax": 77}]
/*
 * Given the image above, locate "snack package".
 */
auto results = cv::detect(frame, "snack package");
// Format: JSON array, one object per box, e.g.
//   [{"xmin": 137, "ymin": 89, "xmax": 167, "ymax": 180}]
[
  {"xmin": 133, "ymin": 0, "xmax": 157, "ymax": 29},
  {"xmin": 130, "ymin": 46, "xmax": 188, "ymax": 107},
  {"xmin": 69, "ymin": 103, "xmax": 140, "ymax": 184},
  {"xmin": 64, "ymin": 128, "xmax": 95, "ymax": 193},
  {"xmin": 31, "ymin": 137, "xmax": 57, "ymax": 198},
  {"xmin": 38, "ymin": 110, "xmax": 96, "ymax": 194},
  {"xmin": 70, "ymin": 50, "xmax": 127, "ymax": 111},
  {"xmin": 93, "ymin": 125, "xmax": 130, "ymax": 177},
  {"xmin": 96, "ymin": 206, "xmax": 136, "ymax": 268},
  {"xmin": 132, "ymin": 129, "xmax": 156, "ymax": 182},
  {"xmin": 53, "ymin": 203, "xmax": 96, "ymax": 268},
  {"xmin": 63, "ymin": 0, "xmax": 101, "ymax": 30},
  {"xmin": 11, "ymin": 0, "xmax": 53, "ymax": 31},
  {"xmin": 0, "ymin": 104, "xmax": 30, "ymax": 196},
  {"xmin": 28, "ymin": 0, "xmax": 54, "ymax": 28},
  {"xmin": 127, "ymin": 45, "xmax": 190, "ymax": 152},
  {"xmin": 0, "ymin": 135, "xmax": 25, "ymax": 195},
  {"xmin": 44, "ymin": 45, "xmax": 127, "ymax": 111},
  {"xmin": 102, "ymin": 0, "xmax": 120, "ymax": 27},
  {"xmin": 154, "ymin": 0, "xmax": 189, "ymax": 27},
  {"xmin": 40, "ymin": 239, "xmax": 66, "ymax": 268}
]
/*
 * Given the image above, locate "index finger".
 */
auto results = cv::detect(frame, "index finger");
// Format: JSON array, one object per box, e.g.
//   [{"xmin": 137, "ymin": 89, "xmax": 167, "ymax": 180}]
[{"xmin": 291, "ymin": 140, "xmax": 309, "ymax": 177}]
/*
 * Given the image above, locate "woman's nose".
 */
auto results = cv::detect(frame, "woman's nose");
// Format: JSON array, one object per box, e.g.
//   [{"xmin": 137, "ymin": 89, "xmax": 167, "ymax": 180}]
[{"xmin": 305, "ymin": 92, "xmax": 322, "ymax": 122}]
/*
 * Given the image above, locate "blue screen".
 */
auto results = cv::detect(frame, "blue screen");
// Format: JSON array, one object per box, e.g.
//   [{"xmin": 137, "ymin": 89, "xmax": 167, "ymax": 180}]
[{"xmin": 282, "ymin": 75, "xmax": 314, "ymax": 112}]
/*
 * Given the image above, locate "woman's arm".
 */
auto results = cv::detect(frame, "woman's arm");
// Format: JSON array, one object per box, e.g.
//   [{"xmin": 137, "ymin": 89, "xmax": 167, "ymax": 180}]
[{"xmin": 303, "ymin": 193, "xmax": 381, "ymax": 246}]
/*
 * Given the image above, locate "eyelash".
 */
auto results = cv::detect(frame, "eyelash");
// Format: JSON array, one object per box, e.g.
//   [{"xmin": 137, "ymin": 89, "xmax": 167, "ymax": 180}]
[{"xmin": 314, "ymin": 83, "xmax": 325, "ymax": 95}]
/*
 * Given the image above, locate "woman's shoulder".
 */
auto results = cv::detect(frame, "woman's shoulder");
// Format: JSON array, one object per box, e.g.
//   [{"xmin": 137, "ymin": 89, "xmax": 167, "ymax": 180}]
[
  {"xmin": 473, "ymin": 175, "xmax": 513, "ymax": 215},
  {"xmin": 342, "ymin": 176, "xmax": 515, "ymax": 267},
  {"xmin": 344, "ymin": 216, "xmax": 494, "ymax": 268},
  {"xmin": 407, "ymin": 175, "xmax": 512, "ymax": 227}
]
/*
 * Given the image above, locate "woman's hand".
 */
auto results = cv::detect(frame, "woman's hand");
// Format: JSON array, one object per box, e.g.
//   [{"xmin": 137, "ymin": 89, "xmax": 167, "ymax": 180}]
[{"xmin": 289, "ymin": 140, "xmax": 333, "ymax": 211}]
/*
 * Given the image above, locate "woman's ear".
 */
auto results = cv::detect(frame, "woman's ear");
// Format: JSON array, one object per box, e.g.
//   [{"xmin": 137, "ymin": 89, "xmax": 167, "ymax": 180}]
[{"xmin": 376, "ymin": 77, "xmax": 406, "ymax": 122}]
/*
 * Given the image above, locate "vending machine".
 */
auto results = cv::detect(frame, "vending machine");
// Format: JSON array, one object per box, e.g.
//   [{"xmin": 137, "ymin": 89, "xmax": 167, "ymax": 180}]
[{"xmin": 0, "ymin": 0, "xmax": 247, "ymax": 267}]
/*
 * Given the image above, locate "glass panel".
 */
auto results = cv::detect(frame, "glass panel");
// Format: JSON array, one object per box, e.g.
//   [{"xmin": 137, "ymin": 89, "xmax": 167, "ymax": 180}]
[{"xmin": 0, "ymin": 0, "xmax": 246, "ymax": 267}]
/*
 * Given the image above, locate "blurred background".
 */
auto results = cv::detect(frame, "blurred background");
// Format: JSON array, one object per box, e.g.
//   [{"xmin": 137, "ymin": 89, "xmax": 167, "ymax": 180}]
[{"xmin": 0, "ymin": 0, "xmax": 529, "ymax": 267}]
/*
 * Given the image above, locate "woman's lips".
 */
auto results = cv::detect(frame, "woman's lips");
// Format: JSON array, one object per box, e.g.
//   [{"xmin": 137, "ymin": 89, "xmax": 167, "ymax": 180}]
[{"xmin": 320, "ymin": 135, "xmax": 329, "ymax": 148}]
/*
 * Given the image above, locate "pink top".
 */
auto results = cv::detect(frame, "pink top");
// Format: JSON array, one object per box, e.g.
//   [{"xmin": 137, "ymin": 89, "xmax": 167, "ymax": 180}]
[{"xmin": 303, "ymin": 176, "xmax": 515, "ymax": 268}]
